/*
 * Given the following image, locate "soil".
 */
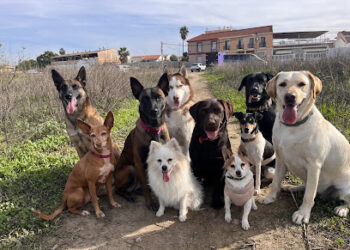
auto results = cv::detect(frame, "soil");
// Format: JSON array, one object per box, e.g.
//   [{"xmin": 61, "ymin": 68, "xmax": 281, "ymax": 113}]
[{"xmin": 43, "ymin": 72, "xmax": 332, "ymax": 250}]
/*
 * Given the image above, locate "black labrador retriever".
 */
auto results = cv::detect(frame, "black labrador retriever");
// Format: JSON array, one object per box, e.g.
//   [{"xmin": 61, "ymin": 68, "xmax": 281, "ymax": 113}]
[
  {"xmin": 238, "ymin": 72, "xmax": 275, "ymax": 143},
  {"xmin": 189, "ymin": 99, "xmax": 234, "ymax": 209}
]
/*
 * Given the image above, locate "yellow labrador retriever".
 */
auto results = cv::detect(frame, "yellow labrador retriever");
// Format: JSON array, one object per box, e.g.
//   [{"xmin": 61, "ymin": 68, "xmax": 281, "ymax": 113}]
[{"xmin": 258, "ymin": 71, "xmax": 350, "ymax": 224}]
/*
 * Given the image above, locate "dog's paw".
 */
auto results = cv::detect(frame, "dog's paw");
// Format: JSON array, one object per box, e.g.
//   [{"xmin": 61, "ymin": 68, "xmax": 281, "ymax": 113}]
[
  {"xmin": 81, "ymin": 210, "xmax": 90, "ymax": 216},
  {"xmin": 156, "ymin": 210, "xmax": 164, "ymax": 217},
  {"xmin": 252, "ymin": 202, "xmax": 258, "ymax": 211},
  {"xmin": 334, "ymin": 205, "xmax": 349, "ymax": 217},
  {"xmin": 292, "ymin": 209, "xmax": 310, "ymax": 224},
  {"xmin": 179, "ymin": 215, "xmax": 187, "ymax": 222},
  {"xmin": 96, "ymin": 210, "xmax": 105, "ymax": 218},
  {"xmin": 258, "ymin": 194, "xmax": 275, "ymax": 204},
  {"xmin": 264, "ymin": 167, "xmax": 275, "ymax": 180},
  {"xmin": 254, "ymin": 188, "xmax": 261, "ymax": 195},
  {"xmin": 111, "ymin": 201, "xmax": 121, "ymax": 208},
  {"xmin": 241, "ymin": 220, "xmax": 250, "ymax": 230},
  {"xmin": 146, "ymin": 199, "xmax": 159, "ymax": 212},
  {"xmin": 225, "ymin": 214, "xmax": 232, "ymax": 223}
]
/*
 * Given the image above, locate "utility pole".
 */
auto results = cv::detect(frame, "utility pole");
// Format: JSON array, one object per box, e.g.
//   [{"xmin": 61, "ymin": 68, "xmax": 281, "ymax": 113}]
[{"xmin": 161, "ymin": 41, "xmax": 164, "ymax": 68}]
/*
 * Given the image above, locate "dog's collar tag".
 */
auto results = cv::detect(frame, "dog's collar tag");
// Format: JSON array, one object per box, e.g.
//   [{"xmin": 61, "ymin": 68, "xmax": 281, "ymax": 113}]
[
  {"xmin": 139, "ymin": 119, "xmax": 163, "ymax": 135},
  {"xmin": 280, "ymin": 111, "xmax": 314, "ymax": 127},
  {"xmin": 90, "ymin": 150, "xmax": 112, "ymax": 159}
]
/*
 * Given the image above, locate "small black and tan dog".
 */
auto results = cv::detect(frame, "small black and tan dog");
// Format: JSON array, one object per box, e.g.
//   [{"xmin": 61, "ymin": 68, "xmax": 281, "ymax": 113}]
[
  {"xmin": 238, "ymin": 72, "xmax": 275, "ymax": 143},
  {"xmin": 189, "ymin": 99, "xmax": 234, "ymax": 209},
  {"xmin": 114, "ymin": 73, "xmax": 170, "ymax": 211},
  {"xmin": 51, "ymin": 66, "xmax": 120, "ymax": 161}
]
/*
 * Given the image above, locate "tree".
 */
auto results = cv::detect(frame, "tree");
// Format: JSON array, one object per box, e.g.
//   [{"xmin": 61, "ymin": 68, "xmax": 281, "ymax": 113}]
[
  {"xmin": 36, "ymin": 51, "xmax": 58, "ymax": 68},
  {"xmin": 118, "ymin": 47, "xmax": 130, "ymax": 64},
  {"xmin": 16, "ymin": 59, "xmax": 38, "ymax": 71},
  {"xmin": 59, "ymin": 48, "xmax": 66, "ymax": 55},
  {"xmin": 170, "ymin": 54, "xmax": 178, "ymax": 61},
  {"xmin": 181, "ymin": 52, "xmax": 189, "ymax": 62},
  {"xmin": 179, "ymin": 26, "xmax": 189, "ymax": 56}
]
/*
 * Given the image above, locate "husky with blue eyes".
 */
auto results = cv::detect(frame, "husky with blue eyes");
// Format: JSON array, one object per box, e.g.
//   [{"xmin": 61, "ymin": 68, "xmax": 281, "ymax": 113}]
[
  {"xmin": 222, "ymin": 145, "xmax": 257, "ymax": 230},
  {"xmin": 146, "ymin": 138, "xmax": 203, "ymax": 222}
]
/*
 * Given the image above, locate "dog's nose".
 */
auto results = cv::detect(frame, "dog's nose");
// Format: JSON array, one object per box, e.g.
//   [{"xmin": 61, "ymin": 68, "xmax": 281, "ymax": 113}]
[
  {"xmin": 151, "ymin": 108, "xmax": 159, "ymax": 116},
  {"xmin": 236, "ymin": 170, "xmax": 242, "ymax": 177},
  {"xmin": 244, "ymin": 128, "xmax": 249, "ymax": 133},
  {"xmin": 65, "ymin": 94, "xmax": 72, "ymax": 101},
  {"xmin": 208, "ymin": 120, "xmax": 216, "ymax": 127},
  {"xmin": 285, "ymin": 93, "xmax": 296, "ymax": 105},
  {"xmin": 162, "ymin": 165, "xmax": 167, "ymax": 171},
  {"xmin": 173, "ymin": 96, "xmax": 179, "ymax": 101}
]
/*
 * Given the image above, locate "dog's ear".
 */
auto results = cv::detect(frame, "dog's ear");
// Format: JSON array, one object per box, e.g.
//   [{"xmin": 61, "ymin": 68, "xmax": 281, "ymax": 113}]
[
  {"xmin": 189, "ymin": 101, "xmax": 202, "ymax": 123},
  {"xmin": 233, "ymin": 112, "xmax": 244, "ymax": 121},
  {"xmin": 77, "ymin": 119, "xmax": 91, "ymax": 135},
  {"xmin": 238, "ymin": 144, "xmax": 248, "ymax": 159},
  {"xmin": 167, "ymin": 138, "xmax": 181, "ymax": 152},
  {"xmin": 51, "ymin": 69, "xmax": 64, "ymax": 91},
  {"xmin": 179, "ymin": 64, "xmax": 187, "ymax": 78},
  {"xmin": 104, "ymin": 111, "xmax": 114, "ymax": 131},
  {"xmin": 218, "ymin": 99, "xmax": 234, "ymax": 121},
  {"xmin": 157, "ymin": 73, "xmax": 169, "ymax": 96},
  {"xmin": 306, "ymin": 71, "xmax": 322, "ymax": 99},
  {"xmin": 264, "ymin": 72, "xmax": 274, "ymax": 82},
  {"xmin": 130, "ymin": 77, "xmax": 144, "ymax": 100},
  {"xmin": 238, "ymin": 75, "xmax": 249, "ymax": 91},
  {"xmin": 75, "ymin": 66, "xmax": 87, "ymax": 87},
  {"xmin": 221, "ymin": 146, "xmax": 232, "ymax": 162},
  {"xmin": 266, "ymin": 72, "xmax": 280, "ymax": 100},
  {"xmin": 149, "ymin": 140, "xmax": 162, "ymax": 154},
  {"xmin": 254, "ymin": 112, "xmax": 263, "ymax": 121}
]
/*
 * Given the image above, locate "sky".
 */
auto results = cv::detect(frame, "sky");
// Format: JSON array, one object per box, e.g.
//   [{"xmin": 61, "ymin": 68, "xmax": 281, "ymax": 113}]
[{"xmin": 1, "ymin": 0, "xmax": 350, "ymax": 64}]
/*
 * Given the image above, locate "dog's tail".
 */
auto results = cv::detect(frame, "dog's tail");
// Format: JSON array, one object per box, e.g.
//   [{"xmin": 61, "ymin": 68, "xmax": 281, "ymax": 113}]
[
  {"xmin": 189, "ymin": 178, "xmax": 204, "ymax": 210},
  {"xmin": 262, "ymin": 153, "xmax": 276, "ymax": 166},
  {"xmin": 32, "ymin": 202, "xmax": 66, "ymax": 221}
]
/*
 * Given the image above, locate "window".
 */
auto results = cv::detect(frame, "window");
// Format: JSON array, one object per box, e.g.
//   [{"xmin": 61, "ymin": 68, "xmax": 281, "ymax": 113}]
[
  {"xmin": 197, "ymin": 56, "xmax": 203, "ymax": 63},
  {"xmin": 211, "ymin": 41, "xmax": 217, "ymax": 52},
  {"xmin": 224, "ymin": 40, "xmax": 230, "ymax": 50},
  {"xmin": 260, "ymin": 37, "xmax": 266, "ymax": 47},
  {"xmin": 197, "ymin": 42, "xmax": 202, "ymax": 53},
  {"xmin": 237, "ymin": 40, "xmax": 244, "ymax": 49},
  {"xmin": 248, "ymin": 38, "xmax": 254, "ymax": 48}
]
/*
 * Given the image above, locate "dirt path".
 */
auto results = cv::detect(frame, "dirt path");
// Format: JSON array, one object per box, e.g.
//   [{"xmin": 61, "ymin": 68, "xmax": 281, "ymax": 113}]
[{"xmin": 43, "ymin": 73, "xmax": 330, "ymax": 250}]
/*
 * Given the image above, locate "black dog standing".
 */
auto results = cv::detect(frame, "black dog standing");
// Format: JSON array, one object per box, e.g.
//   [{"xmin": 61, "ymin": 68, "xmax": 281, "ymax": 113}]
[
  {"xmin": 189, "ymin": 99, "xmax": 234, "ymax": 209},
  {"xmin": 238, "ymin": 72, "xmax": 275, "ymax": 143}
]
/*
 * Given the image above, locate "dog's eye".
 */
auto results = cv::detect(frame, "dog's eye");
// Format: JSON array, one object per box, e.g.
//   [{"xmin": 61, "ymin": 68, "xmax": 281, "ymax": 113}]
[
  {"xmin": 167, "ymin": 158, "xmax": 172, "ymax": 163},
  {"xmin": 279, "ymin": 82, "xmax": 287, "ymax": 87},
  {"xmin": 76, "ymin": 94, "xmax": 81, "ymax": 99},
  {"xmin": 241, "ymin": 163, "xmax": 245, "ymax": 168},
  {"xmin": 61, "ymin": 85, "xmax": 67, "ymax": 91},
  {"xmin": 157, "ymin": 159, "xmax": 162, "ymax": 163},
  {"xmin": 169, "ymin": 86, "xmax": 174, "ymax": 89},
  {"xmin": 177, "ymin": 85, "xmax": 183, "ymax": 88},
  {"xmin": 101, "ymin": 132, "xmax": 107, "ymax": 136},
  {"xmin": 231, "ymin": 164, "xmax": 235, "ymax": 169},
  {"xmin": 298, "ymin": 82, "xmax": 306, "ymax": 87},
  {"xmin": 90, "ymin": 134, "xmax": 96, "ymax": 138},
  {"xmin": 72, "ymin": 84, "xmax": 78, "ymax": 90}
]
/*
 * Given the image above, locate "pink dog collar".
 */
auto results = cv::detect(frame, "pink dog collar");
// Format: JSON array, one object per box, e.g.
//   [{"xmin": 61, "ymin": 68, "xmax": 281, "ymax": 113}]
[
  {"xmin": 90, "ymin": 150, "xmax": 112, "ymax": 159},
  {"xmin": 139, "ymin": 119, "xmax": 163, "ymax": 135}
]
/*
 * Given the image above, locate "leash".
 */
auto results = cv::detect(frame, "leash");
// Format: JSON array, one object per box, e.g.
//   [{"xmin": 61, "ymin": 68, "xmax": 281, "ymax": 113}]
[
  {"xmin": 280, "ymin": 111, "xmax": 314, "ymax": 127},
  {"xmin": 139, "ymin": 119, "xmax": 163, "ymax": 135},
  {"xmin": 90, "ymin": 150, "xmax": 112, "ymax": 159}
]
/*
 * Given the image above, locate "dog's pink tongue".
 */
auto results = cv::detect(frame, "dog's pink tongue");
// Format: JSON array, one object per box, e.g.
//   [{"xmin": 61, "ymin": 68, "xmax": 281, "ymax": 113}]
[
  {"xmin": 163, "ymin": 172, "xmax": 170, "ymax": 182},
  {"xmin": 174, "ymin": 100, "xmax": 180, "ymax": 107},
  {"xmin": 248, "ymin": 95, "xmax": 253, "ymax": 103},
  {"xmin": 282, "ymin": 105, "xmax": 297, "ymax": 124},
  {"xmin": 66, "ymin": 99, "xmax": 76, "ymax": 114},
  {"xmin": 205, "ymin": 130, "xmax": 218, "ymax": 140}
]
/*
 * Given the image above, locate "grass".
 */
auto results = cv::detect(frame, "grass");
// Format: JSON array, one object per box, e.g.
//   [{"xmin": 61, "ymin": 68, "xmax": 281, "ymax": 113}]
[{"xmin": 203, "ymin": 60, "xmax": 350, "ymax": 247}]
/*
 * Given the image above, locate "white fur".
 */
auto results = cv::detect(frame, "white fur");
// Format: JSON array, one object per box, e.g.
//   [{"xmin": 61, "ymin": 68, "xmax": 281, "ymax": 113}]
[
  {"xmin": 259, "ymin": 71, "xmax": 350, "ymax": 224},
  {"xmin": 224, "ymin": 153, "xmax": 257, "ymax": 230},
  {"xmin": 98, "ymin": 149, "xmax": 114, "ymax": 183},
  {"xmin": 241, "ymin": 131, "xmax": 275, "ymax": 194},
  {"xmin": 165, "ymin": 76, "xmax": 194, "ymax": 158},
  {"xmin": 146, "ymin": 138, "xmax": 203, "ymax": 222}
]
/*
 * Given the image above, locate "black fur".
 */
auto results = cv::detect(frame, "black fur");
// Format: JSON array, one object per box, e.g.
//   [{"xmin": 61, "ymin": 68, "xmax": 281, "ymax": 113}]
[{"xmin": 238, "ymin": 72, "xmax": 276, "ymax": 143}]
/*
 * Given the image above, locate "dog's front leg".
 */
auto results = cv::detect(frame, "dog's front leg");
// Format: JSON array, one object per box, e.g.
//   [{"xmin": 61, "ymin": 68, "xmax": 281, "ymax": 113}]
[
  {"xmin": 242, "ymin": 198, "xmax": 253, "ymax": 230},
  {"xmin": 259, "ymin": 155, "xmax": 286, "ymax": 204},
  {"xmin": 88, "ymin": 181, "xmax": 105, "ymax": 218},
  {"xmin": 255, "ymin": 162, "xmax": 262, "ymax": 195},
  {"xmin": 292, "ymin": 165, "xmax": 321, "ymax": 224},
  {"xmin": 156, "ymin": 199, "xmax": 165, "ymax": 217},
  {"xmin": 224, "ymin": 192, "xmax": 232, "ymax": 223},
  {"xmin": 106, "ymin": 174, "xmax": 121, "ymax": 208},
  {"xmin": 179, "ymin": 194, "xmax": 188, "ymax": 222}
]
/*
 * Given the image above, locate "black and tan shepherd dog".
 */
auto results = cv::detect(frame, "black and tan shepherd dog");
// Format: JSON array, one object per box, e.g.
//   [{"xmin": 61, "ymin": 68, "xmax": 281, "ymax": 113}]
[
  {"xmin": 51, "ymin": 66, "xmax": 120, "ymax": 161},
  {"xmin": 114, "ymin": 73, "xmax": 170, "ymax": 211}
]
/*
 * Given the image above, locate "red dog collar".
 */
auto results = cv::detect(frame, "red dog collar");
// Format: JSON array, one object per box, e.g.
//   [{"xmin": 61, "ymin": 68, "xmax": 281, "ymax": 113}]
[
  {"xmin": 90, "ymin": 150, "xmax": 112, "ymax": 159},
  {"xmin": 139, "ymin": 119, "xmax": 163, "ymax": 135}
]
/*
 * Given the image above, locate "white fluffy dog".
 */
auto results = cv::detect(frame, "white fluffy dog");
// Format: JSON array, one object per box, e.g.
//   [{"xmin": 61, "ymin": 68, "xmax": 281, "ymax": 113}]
[{"xmin": 147, "ymin": 138, "xmax": 203, "ymax": 222}]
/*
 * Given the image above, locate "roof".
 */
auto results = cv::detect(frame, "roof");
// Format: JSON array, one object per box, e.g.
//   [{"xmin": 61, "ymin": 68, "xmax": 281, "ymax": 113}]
[
  {"xmin": 273, "ymin": 31, "xmax": 327, "ymax": 39},
  {"xmin": 187, "ymin": 25, "xmax": 273, "ymax": 42},
  {"xmin": 142, "ymin": 55, "xmax": 161, "ymax": 61},
  {"xmin": 52, "ymin": 49, "xmax": 115, "ymax": 59}
]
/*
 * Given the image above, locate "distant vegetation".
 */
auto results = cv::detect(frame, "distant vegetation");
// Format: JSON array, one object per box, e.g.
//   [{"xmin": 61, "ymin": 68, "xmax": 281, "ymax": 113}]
[{"xmin": 118, "ymin": 47, "xmax": 130, "ymax": 64}]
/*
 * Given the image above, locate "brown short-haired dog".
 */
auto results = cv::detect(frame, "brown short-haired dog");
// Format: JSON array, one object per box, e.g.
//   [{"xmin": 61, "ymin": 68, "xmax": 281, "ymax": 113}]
[{"xmin": 33, "ymin": 112, "xmax": 121, "ymax": 219}]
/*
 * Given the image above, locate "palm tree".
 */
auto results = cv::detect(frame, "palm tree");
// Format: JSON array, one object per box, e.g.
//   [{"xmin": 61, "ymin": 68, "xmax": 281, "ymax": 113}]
[
  {"xmin": 118, "ymin": 47, "xmax": 130, "ymax": 64},
  {"xmin": 180, "ymin": 26, "xmax": 189, "ymax": 56}
]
